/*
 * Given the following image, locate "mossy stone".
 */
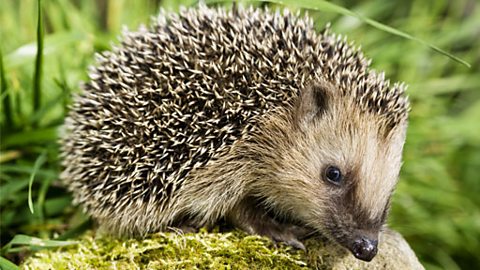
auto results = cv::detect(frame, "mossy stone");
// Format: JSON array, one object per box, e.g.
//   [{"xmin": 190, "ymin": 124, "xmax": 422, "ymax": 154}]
[{"xmin": 22, "ymin": 229, "xmax": 423, "ymax": 269}]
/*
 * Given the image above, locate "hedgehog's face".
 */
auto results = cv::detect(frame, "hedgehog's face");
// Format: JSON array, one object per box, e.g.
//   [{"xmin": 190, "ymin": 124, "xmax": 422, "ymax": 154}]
[{"xmin": 273, "ymin": 82, "xmax": 407, "ymax": 261}]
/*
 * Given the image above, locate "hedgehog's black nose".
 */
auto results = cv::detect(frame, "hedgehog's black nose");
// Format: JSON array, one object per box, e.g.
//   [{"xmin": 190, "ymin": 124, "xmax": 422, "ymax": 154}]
[{"xmin": 351, "ymin": 237, "xmax": 378, "ymax": 262}]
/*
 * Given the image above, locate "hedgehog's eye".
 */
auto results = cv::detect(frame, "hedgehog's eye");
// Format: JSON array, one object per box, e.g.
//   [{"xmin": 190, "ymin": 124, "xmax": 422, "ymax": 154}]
[{"xmin": 325, "ymin": 166, "xmax": 343, "ymax": 185}]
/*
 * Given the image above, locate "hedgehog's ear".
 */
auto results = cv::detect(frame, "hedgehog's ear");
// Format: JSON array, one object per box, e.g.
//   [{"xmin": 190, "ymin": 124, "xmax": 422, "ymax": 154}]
[{"xmin": 294, "ymin": 82, "xmax": 331, "ymax": 126}]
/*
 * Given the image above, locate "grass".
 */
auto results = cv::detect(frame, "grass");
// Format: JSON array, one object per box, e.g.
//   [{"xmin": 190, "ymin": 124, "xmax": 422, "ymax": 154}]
[{"xmin": 1, "ymin": 0, "xmax": 479, "ymax": 269}]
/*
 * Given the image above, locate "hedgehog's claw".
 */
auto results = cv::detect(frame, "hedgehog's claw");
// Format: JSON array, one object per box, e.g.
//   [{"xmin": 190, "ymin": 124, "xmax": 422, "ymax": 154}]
[
  {"xmin": 268, "ymin": 223, "xmax": 308, "ymax": 251},
  {"xmin": 284, "ymin": 238, "xmax": 306, "ymax": 251}
]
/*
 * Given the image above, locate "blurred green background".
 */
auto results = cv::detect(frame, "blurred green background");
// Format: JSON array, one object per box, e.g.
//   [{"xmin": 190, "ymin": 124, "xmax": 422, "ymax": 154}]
[{"xmin": 1, "ymin": 0, "xmax": 479, "ymax": 269}]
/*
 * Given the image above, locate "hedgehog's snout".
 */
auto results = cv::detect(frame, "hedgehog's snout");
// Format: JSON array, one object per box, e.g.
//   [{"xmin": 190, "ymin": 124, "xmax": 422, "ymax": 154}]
[{"xmin": 349, "ymin": 236, "xmax": 378, "ymax": 262}]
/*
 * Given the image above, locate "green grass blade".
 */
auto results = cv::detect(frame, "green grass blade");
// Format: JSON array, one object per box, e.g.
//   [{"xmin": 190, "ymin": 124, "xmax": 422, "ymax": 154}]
[
  {"xmin": 57, "ymin": 219, "xmax": 93, "ymax": 241},
  {"xmin": 0, "ymin": 178, "xmax": 29, "ymax": 205},
  {"xmin": 43, "ymin": 196, "xmax": 73, "ymax": 216},
  {"xmin": 0, "ymin": 164, "xmax": 57, "ymax": 178},
  {"xmin": 0, "ymin": 47, "xmax": 13, "ymax": 128},
  {"xmin": 2, "ymin": 234, "xmax": 77, "ymax": 254},
  {"xmin": 205, "ymin": 0, "xmax": 470, "ymax": 68},
  {"xmin": 36, "ymin": 176, "xmax": 54, "ymax": 221},
  {"xmin": 28, "ymin": 151, "xmax": 47, "ymax": 214},
  {"xmin": 0, "ymin": 256, "xmax": 19, "ymax": 270},
  {"xmin": 55, "ymin": 60, "xmax": 73, "ymax": 115},
  {"xmin": 33, "ymin": 0, "xmax": 44, "ymax": 113},
  {"xmin": 29, "ymin": 90, "xmax": 69, "ymax": 126},
  {"xmin": 4, "ymin": 32, "xmax": 85, "ymax": 69},
  {"xmin": 2, "ymin": 127, "xmax": 58, "ymax": 148},
  {"xmin": 279, "ymin": 0, "xmax": 471, "ymax": 67},
  {"xmin": 359, "ymin": 17, "xmax": 471, "ymax": 68}
]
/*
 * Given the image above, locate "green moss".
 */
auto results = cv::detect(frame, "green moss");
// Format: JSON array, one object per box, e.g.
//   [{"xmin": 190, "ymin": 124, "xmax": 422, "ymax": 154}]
[
  {"xmin": 22, "ymin": 230, "xmax": 307, "ymax": 269},
  {"xmin": 22, "ymin": 229, "xmax": 423, "ymax": 269}
]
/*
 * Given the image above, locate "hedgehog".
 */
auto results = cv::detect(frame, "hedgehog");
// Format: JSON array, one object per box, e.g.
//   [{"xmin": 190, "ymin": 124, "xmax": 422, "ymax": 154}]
[{"xmin": 61, "ymin": 5, "xmax": 409, "ymax": 262}]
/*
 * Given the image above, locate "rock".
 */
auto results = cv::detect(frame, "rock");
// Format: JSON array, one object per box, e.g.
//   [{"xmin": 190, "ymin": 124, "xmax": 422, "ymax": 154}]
[
  {"xmin": 304, "ymin": 229, "xmax": 424, "ymax": 269},
  {"xmin": 22, "ymin": 228, "xmax": 423, "ymax": 269}
]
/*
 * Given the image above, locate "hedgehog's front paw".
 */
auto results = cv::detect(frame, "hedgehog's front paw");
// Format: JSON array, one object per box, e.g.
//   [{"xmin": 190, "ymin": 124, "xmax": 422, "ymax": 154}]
[
  {"xmin": 261, "ymin": 224, "xmax": 305, "ymax": 251},
  {"xmin": 259, "ymin": 222, "xmax": 309, "ymax": 251},
  {"xmin": 235, "ymin": 215, "xmax": 309, "ymax": 250}
]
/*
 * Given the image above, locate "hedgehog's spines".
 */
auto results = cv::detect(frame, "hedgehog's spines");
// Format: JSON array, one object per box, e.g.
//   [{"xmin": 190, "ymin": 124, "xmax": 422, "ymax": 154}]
[{"xmin": 62, "ymin": 5, "xmax": 409, "ymax": 236}]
